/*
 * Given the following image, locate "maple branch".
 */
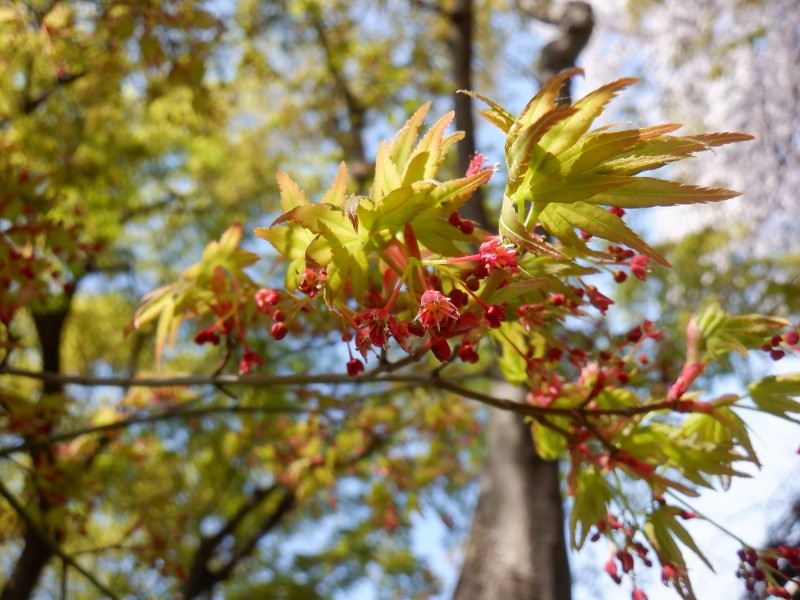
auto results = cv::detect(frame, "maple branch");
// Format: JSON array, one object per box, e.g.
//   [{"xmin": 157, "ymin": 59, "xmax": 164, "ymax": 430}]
[
  {"xmin": 0, "ymin": 365, "xmax": 428, "ymax": 388},
  {"xmin": 0, "ymin": 478, "xmax": 120, "ymax": 600},
  {"xmin": 0, "ymin": 403, "xmax": 307, "ymax": 458},
  {"xmin": 1, "ymin": 366, "xmax": 688, "ymax": 423}
]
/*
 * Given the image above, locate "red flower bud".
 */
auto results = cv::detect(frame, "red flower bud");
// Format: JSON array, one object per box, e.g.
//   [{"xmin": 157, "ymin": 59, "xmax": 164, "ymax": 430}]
[
  {"xmin": 431, "ymin": 338, "xmax": 451, "ymax": 362},
  {"xmin": 484, "ymin": 304, "xmax": 506, "ymax": 328},
  {"xmin": 239, "ymin": 350, "xmax": 263, "ymax": 374},
  {"xmin": 631, "ymin": 588, "xmax": 648, "ymax": 600},
  {"xmin": 347, "ymin": 358, "xmax": 365, "ymax": 377},
  {"xmin": 271, "ymin": 322, "xmax": 289, "ymax": 340}
]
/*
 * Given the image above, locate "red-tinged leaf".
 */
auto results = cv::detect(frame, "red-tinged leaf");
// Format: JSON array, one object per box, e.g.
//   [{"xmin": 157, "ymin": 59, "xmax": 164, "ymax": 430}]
[
  {"xmin": 401, "ymin": 151, "xmax": 429, "ymax": 185},
  {"xmin": 154, "ymin": 296, "xmax": 177, "ymax": 368},
  {"xmin": 506, "ymin": 106, "xmax": 578, "ymax": 196},
  {"xmin": 272, "ymin": 203, "xmax": 356, "ymax": 238},
  {"xmin": 499, "ymin": 199, "xmax": 566, "ymax": 259},
  {"xmin": 372, "ymin": 139, "xmax": 402, "ymax": 200},
  {"xmin": 344, "ymin": 194, "xmax": 360, "ymax": 232},
  {"xmin": 651, "ymin": 506, "xmax": 714, "ymax": 571},
  {"xmin": 458, "ymin": 90, "xmax": 515, "ymax": 132},
  {"xmin": 688, "ymin": 132, "xmax": 755, "ymax": 147},
  {"xmin": 440, "ymin": 131, "xmax": 465, "ymax": 158},
  {"xmin": 276, "ymin": 171, "xmax": 309, "ymax": 212},
  {"xmin": 507, "ymin": 67, "xmax": 584, "ymax": 153},
  {"xmin": 412, "ymin": 218, "xmax": 473, "ymax": 257},
  {"xmin": 320, "ymin": 162, "xmax": 348, "ymax": 208},
  {"xmin": 748, "ymin": 374, "xmax": 800, "ymax": 423},
  {"xmin": 594, "ymin": 154, "xmax": 688, "ymax": 176},
  {"xmin": 254, "ymin": 224, "xmax": 315, "ymax": 260},
  {"xmin": 589, "ymin": 177, "xmax": 742, "ymax": 208},
  {"xmin": 645, "ymin": 512, "xmax": 689, "ymax": 570},
  {"xmin": 665, "ymin": 516, "xmax": 714, "ymax": 572},
  {"xmin": 423, "ymin": 169, "xmax": 495, "ymax": 217},
  {"xmin": 388, "ymin": 101, "xmax": 431, "ymax": 168},
  {"xmin": 530, "ymin": 173, "xmax": 632, "ymax": 205},
  {"xmin": 487, "ymin": 278, "xmax": 549, "ymax": 306},
  {"xmin": 536, "ymin": 77, "xmax": 639, "ymax": 164},
  {"xmin": 410, "ymin": 111, "xmax": 455, "ymax": 179},
  {"xmin": 216, "ymin": 224, "xmax": 243, "ymax": 254},
  {"xmin": 367, "ymin": 187, "xmax": 419, "ymax": 233},
  {"xmin": 569, "ymin": 467, "xmax": 613, "ymax": 549},
  {"xmin": 404, "ymin": 222, "xmax": 421, "ymax": 260},
  {"xmin": 132, "ymin": 284, "xmax": 175, "ymax": 330},
  {"xmin": 540, "ymin": 124, "xmax": 684, "ymax": 178},
  {"xmin": 537, "ymin": 204, "xmax": 607, "ymax": 259},
  {"xmin": 544, "ymin": 202, "xmax": 670, "ymax": 266}
]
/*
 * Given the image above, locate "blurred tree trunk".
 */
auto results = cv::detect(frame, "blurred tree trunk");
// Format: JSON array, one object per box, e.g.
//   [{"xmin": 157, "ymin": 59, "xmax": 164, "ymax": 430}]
[
  {"xmin": 452, "ymin": 3, "xmax": 593, "ymax": 599},
  {"xmin": 1, "ymin": 297, "xmax": 72, "ymax": 600}
]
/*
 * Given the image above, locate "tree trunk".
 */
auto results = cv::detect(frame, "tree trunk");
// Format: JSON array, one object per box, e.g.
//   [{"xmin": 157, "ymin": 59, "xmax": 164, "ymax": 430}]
[
  {"xmin": 453, "ymin": 386, "xmax": 571, "ymax": 600},
  {"xmin": 452, "ymin": 3, "xmax": 594, "ymax": 599},
  {"xmin": 1, "ymin": 301, "xmax": 72, "ymax": 600}
]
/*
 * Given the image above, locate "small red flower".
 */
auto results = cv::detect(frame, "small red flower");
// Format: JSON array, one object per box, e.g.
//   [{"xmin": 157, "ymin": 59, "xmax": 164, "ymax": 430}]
[
  {"xmin": 448, "ymin": 289, "xmax": 469, "ymax": 308},
  {"xmin": 357, "ymin": 308, "xmax": 392, "ymax": 348},
  {"xmin": 388, "ymin": 319, "xmax": 411, "ymax": 351},
  {"xmin": 586, "ymin": 285, "xmax": 614, "ymax": 314},
  {"xmin": 299, "ymin": 267, "xmax": 326, "ymax": 297},
  {"xmin": 255, "ymin": 288, "xmax": 280, "ymax": 312},
  {"xmin": 479, "ymin": 236, "xmax": 518, "ymax": 272},
  {"xmin": 770, "ymin": 349, "xmax": 786, "ymax": 361},
  {"xmin": 630, "ymin": 255, "xmax": 649, "ymax": 281},
  {"xmin": 457, "ymin": 343, "xmax": 480, "ymax": 363},
  {"xmin": 194, "ymin": 327, "xmax": 221, "ymax": 346},
  {"xmin": 661, "ymin": 563, "xmax": 679, "ymax": 584},
  {"xmin": 631, "ymin": 587, "xmax": 648, "ymax": 600},
  {"xmin": 483, "ymin": 304, "xmax": 506, "ymax": 328},
  {"xmin": 465, "ymin": 152, "xmax": 491, "ymax": 178},
  {"xmin": 347, "ymin": 358, "xmax": 365, "ymax": 377},
  {"xmin": 604, "ymin": 556, "xmax": 621, "ymax": 584},
  {"xmin": 239, "ymin": 350, "xmax": 263, "ymax": 374},
  {"xmin": 417, "ymin": 290, "xmax": 460, "ymax": 332}
]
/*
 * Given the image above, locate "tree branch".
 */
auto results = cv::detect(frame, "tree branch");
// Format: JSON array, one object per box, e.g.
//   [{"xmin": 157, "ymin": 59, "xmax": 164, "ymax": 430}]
[
  {"xmin": 0, "ymin": 403, "xmax": 308, "ymax": 458},
  {"xmin": 0, "ymin": 478, "xmax": 120, "ymax": 600},
  {"xmin": 0, "ymin": 365, "xmax": 427, "ymax": 388}
]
